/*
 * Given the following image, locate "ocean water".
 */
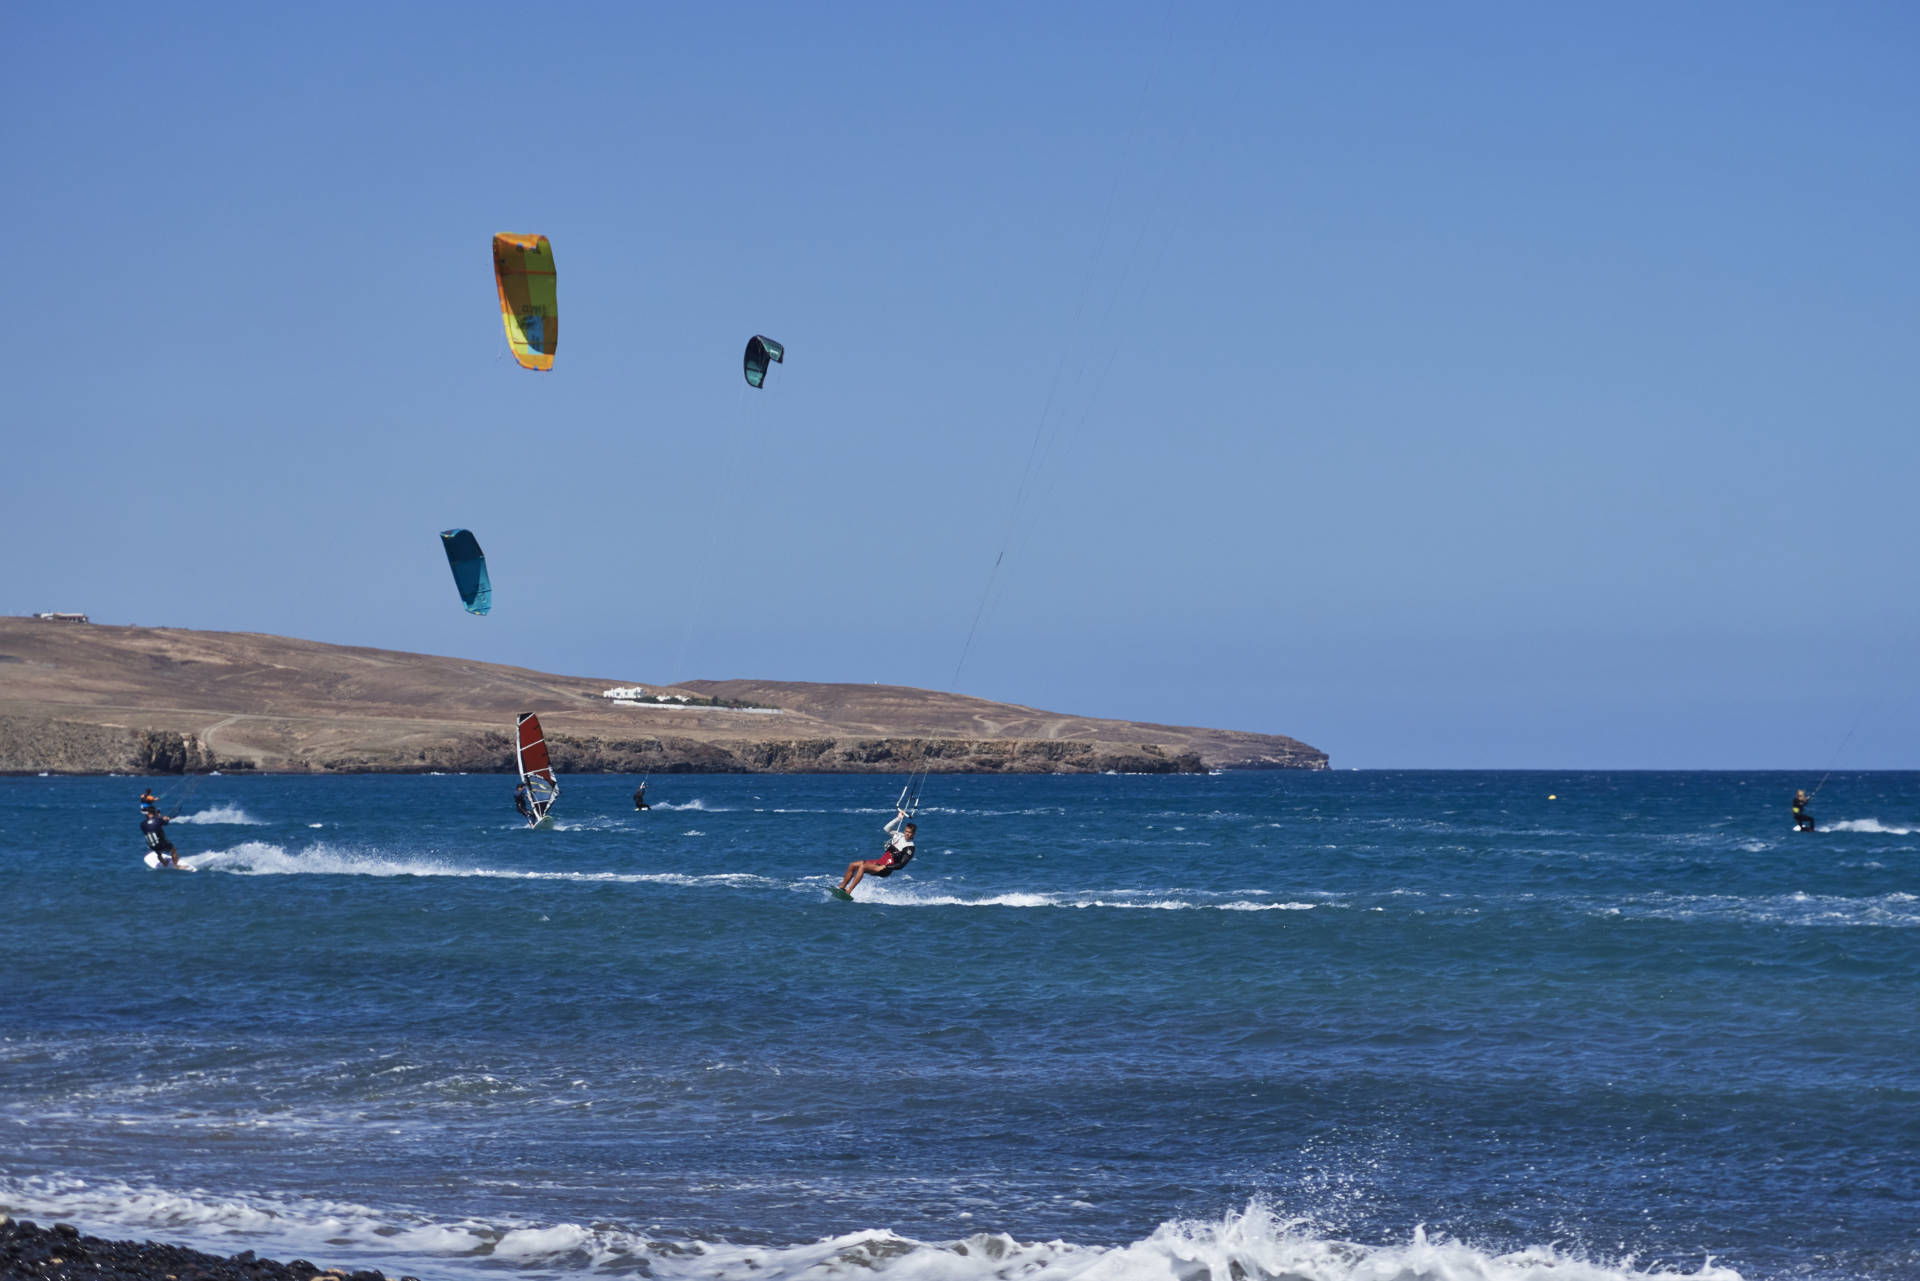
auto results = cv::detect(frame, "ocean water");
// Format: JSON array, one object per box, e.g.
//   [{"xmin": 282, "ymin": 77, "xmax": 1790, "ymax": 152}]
[{"xmin": 1, "ymin": 771, "xmax": 1915, "ymax": 1281}]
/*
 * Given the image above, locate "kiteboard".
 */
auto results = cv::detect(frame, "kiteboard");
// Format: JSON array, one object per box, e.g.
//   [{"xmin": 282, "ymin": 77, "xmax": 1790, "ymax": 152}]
[
  {"xmin": 830, "ymin": 887, "xmax": 854, "ymax": 902},
  {"xmin": 143, "ymin": 852, "xmax": 195, "ymax": 871}
]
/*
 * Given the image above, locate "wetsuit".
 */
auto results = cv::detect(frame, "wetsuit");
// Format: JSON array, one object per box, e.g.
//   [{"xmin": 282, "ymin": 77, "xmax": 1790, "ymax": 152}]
[
  {"xmin": 872, "ymin": 813, "xmax": 915, "ymax": 877},
  {"xmin": 1792, "ymin": 795, "xmax": 1815, "ymax": 832},
  {"xmin": 633, "ymin": 784, "xmax": 649, "ymax": 811},
  {"xmin": 141, "ymin": 813, "xmax": 177, "ymax": 864},
  {"xmin": 514, "ymin": 787, "xmax": 534, "ymax": 822}
]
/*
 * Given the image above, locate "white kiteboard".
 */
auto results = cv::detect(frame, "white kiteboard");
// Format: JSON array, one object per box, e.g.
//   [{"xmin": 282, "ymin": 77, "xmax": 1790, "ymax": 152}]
[{"xmin": 143, "ymin": 852, "xmax": 196, "ymax": 871}]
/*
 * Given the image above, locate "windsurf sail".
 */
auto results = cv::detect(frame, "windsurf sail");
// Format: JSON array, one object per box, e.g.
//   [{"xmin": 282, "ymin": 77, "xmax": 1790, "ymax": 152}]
[
  {"xmin": 440, "ymin": 529, "xmax": 492, "ymax": 615},
  {"xmin": 493, "ymin": 234, "xmax": 558, "ymax": 371},
  {"xmin": 743, "ymin": 335, "xmax": 783, "ymax": 388},
  {"xmin": 516, "ymin": 712, "xmax": 559, "ymax": 825}
]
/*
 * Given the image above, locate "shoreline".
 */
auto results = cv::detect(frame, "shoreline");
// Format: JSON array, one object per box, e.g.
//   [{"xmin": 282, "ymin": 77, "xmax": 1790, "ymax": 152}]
[{"xmin": 0, "ymin": 1217, "xmax": 404, "ymax": 1281}]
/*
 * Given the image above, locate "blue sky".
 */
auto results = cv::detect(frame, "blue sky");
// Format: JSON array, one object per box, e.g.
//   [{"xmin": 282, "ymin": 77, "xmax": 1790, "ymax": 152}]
[{"xmin": 5, "ymin": 2, "xmax": 1916, "ymax": 768}]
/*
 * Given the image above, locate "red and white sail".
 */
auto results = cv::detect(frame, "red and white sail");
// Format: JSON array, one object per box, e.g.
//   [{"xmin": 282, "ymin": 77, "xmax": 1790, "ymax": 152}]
[{"xmin": 516, "ymin": 712, "xmax": 559, "ymax": 824}]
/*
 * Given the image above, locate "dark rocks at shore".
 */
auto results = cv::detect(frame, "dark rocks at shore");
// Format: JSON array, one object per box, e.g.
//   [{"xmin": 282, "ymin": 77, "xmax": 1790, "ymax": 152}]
[
  {"xmin": 0, "ymin": 1217, "xmax": 408, "ymax": 1281},
  {"xmin": 4, "ymin": 721, "xmax": 1221, "ymax": 776},
  {"xmin": 0, "ymin": 718, "xmax": 261, "ymax": 777},
  {"xmin": 307, "ymin": 732, "xmax": 1211, "ymax": 776}
]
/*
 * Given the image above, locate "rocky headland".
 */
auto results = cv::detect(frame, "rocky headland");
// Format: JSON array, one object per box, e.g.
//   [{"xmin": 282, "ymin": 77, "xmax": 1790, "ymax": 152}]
[
  {"xmin": 0, "ymin": 1217, "xmax": 402, "ymax": 1281},
  {"xmin": 0, "ymin": 619, "xmax": 1327, "ymax": 775}
]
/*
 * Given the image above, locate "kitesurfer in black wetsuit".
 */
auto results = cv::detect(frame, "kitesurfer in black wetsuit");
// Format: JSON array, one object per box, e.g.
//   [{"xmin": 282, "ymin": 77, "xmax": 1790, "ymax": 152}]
[
  {"xmin": 514, "ymin": 782, "xmax": 535, "ymax": 823},
  {"xmin": 140, "ymin": 805, "xmax": 181, "ymax": 869},
  {"xmin": 633, "ymin": 782, "xmax": 650, "ymax": 811},
  {"xmin": 838, "ymin": 811, "xmax": 916, "ymax": 896},
  {"xmin": 1792, "ymin": 790, "xmax": 1816, "ymax": 832}
]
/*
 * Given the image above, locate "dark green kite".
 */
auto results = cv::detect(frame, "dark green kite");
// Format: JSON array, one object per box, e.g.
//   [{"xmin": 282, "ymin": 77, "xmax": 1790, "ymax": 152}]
[{"xmin": 744, "ymin": 335, "xmax": 784, "ymax": 388}]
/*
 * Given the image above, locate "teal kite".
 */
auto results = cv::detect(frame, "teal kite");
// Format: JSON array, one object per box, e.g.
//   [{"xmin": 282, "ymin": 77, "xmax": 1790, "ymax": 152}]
[
  {"xmin": 744, "ymin": 335, "xmax": 784, "ymax": 388},
  {"xmin": 440, "ymin": 529, "xmax": 492, "ymax": 615}
]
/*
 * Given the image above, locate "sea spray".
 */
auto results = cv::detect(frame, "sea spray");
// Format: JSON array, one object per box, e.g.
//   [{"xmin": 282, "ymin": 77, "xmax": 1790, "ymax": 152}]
[{"xmin": 0, "ymin": 1183, "xmax": 1746, "ymax": 1281}]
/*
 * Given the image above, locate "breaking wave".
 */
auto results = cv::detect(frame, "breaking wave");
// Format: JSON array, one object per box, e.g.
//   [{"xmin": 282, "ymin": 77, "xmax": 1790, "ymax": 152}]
[{"xmin": 0, "ymin": 1183, "xmax": 1744, "ymax": 1281}]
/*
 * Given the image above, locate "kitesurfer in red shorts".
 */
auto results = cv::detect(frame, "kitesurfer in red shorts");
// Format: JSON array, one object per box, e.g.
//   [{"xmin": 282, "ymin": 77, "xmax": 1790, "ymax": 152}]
[{"xmin": 839, "ymin": 810, "xmax": 916, "ymax": 896}]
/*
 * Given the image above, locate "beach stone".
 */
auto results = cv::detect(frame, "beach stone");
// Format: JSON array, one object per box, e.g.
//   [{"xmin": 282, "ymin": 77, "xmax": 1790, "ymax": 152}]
[{"xmin": 0, "ymin": 1218, "xmax": 398, "ymax": 1281}]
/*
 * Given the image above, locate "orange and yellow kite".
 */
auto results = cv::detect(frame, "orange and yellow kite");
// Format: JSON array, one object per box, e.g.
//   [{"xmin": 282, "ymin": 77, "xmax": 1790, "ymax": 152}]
[{"xmin": 491, "ymin": 233, "xmax": 557, "ymax": 371}]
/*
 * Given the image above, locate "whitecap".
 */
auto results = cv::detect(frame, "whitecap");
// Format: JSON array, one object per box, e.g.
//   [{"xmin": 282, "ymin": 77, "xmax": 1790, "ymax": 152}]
[
  {"xmin": 1825, "ymin": 818, "xmax": 1918, "ymax": 836},
  {"xmin": 170, "ymin": 804, "xmax": 264, "ymax": 826},
  {"xmin": 184, "ymin": 840, "xmax": 771, "ymax": 887},
  {"xmin": 0, "ymin": 1183, "xmax": 1745, "ymax": 1281}
]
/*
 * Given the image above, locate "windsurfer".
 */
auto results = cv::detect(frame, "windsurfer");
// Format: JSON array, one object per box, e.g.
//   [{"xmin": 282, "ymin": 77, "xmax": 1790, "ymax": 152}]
[
  {"xmin": 514, "ymin": 781, "xmax": 535, "ymax": 823},
  {"xmin": 838, "ymin": 810, "xmax": 916, "ymax": 896}
]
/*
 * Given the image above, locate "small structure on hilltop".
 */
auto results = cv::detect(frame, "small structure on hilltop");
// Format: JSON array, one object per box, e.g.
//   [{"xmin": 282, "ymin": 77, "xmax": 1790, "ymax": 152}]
[
  {"xmin": 601, "ymin": 685, "xmax": 777, "ymax": 713},
  {"xmin": 604, "ymin": 685, "xmax": 680, "ymax": 705},
  {"xmin": 32, "ymin": 612, "xmax": 89, "ymax": 623}
]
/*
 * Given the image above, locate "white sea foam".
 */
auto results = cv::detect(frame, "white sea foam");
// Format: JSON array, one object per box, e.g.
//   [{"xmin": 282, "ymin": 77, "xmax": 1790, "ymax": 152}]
[
  {"xmin": 1825, "ymin": 818, "xmax": 1918, "ymax": 836},
  {"xmin": 844, "ymin": 883, "xmax": 1325, "ymax": 913},
  {"xmin": 170, "ymin": 805, "xmax": 264, "ymax": 825},
  {"xmin": 1604, "ymin": 890, "xmax": 1920, "ymax": 928},
  {"xmin": 548, "ymin": 815, "xmax": 649, "ymax": 832},
  {"xmin": 183, "ymin": 840, "xmax": 771, "ymax": 888},
  {"xmin": 653, "ymin": 798, "xmax": 730, "ymax": 811},
  {"xmin": 0, "ymin": 1183, "xmax": 1744, "ymax": 1281}
]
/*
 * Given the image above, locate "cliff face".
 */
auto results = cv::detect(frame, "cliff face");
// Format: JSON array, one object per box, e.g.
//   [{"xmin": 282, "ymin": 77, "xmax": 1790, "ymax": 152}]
[{"xmin": 0, "ymin": 620, "xmax": 1328, "ymax": 775}]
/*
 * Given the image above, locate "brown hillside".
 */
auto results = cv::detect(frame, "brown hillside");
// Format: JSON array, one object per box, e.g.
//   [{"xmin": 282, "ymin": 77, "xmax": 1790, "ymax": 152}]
[{"xmin": 0, "ymin": 619, "xmax": 1327, "ymax": 775}]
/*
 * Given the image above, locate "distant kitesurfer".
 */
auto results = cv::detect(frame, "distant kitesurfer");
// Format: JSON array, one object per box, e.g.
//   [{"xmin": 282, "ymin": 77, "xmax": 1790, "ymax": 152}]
[
  {"xmin": 140, "ymin": 806, "xmax": 181, "ymax": 869},
  {"xmin": 140, "ymin": 789, "xmax": 158, "ymax": 810},
  {"xmin": 633, "ymin": 782, "xmax": 650, "ymax": 811},
  {"xmin": 1792, "ymin": 790, "xmax": 1816, "ymax": 832},
  {"xmin": 514, "ymin": 781, "xmax": 535, "ymax": 823},
  {"xmin": 838, "ymin": 810, "xmax": 916, "ymax": 896}
]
